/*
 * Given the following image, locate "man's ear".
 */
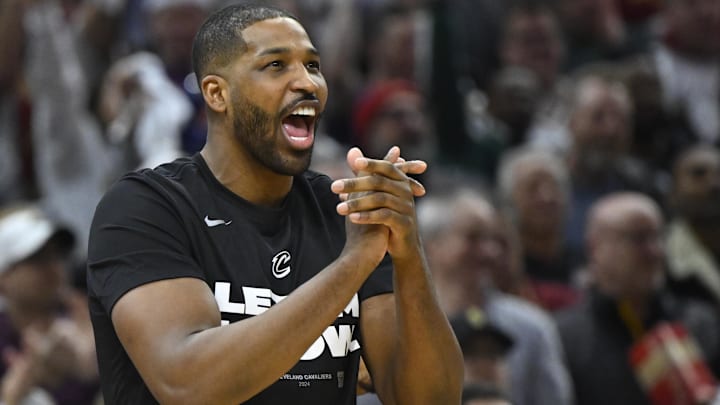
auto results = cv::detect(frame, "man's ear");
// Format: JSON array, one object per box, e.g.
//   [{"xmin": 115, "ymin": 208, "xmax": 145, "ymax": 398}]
[{"xmin": 201, "ymin": 74, "xmax": 229, "ymax": 113}]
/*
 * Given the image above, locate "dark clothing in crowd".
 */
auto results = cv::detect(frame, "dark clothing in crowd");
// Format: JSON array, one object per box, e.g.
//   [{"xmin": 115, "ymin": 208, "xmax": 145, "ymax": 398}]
[{"xmin": 555, "ymin": 287, "xmax": 720, "ymax": 405}]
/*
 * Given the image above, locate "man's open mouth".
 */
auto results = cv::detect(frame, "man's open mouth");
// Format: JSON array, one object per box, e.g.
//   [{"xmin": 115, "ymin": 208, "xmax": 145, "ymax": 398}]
[{"xmin": 281, "ymin": 104, "xmax": 317, "ymax": 150}]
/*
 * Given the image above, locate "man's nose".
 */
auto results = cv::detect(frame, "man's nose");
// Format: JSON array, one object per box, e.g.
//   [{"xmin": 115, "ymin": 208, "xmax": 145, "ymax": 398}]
[{"xmin": 289, "ymin": 64, "xmax": 321, "ymax": 94}]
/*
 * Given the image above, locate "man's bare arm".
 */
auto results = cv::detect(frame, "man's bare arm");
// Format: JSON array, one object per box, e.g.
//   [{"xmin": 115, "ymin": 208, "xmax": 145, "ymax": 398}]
[{"xmin": 111, "ymin": 227, "xmax": 386, "ymax": 404}]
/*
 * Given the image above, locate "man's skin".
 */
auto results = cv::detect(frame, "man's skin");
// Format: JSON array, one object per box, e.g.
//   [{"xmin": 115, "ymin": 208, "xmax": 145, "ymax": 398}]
[{"xmin": 109, "ymin": 16, "xmax": 463, "ymax": 405}]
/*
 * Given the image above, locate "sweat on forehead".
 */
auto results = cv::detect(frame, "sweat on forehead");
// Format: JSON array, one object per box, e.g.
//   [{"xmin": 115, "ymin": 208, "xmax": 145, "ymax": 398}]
[{"xmin": 191, "ymin": 4, "xmax": 298, "ymax": 83}]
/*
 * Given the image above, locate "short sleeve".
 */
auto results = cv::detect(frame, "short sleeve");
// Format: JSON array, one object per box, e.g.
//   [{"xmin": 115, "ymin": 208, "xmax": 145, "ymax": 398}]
[
  {"xmin": 87, "ymin": 174, "xmax": 204, "ymax": 314},
  {"xmin": 358, "ymin": 254, "xmax": 394, "ymax": 301}
]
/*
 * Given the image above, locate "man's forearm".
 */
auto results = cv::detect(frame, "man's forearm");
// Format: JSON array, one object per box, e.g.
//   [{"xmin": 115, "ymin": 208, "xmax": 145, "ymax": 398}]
[
  {"xmin": 114, "ymin": 250, "xmax": 380, "ymax": 405},
  {"xmin": 386, "ymin": 251, "xmax": 464, "ymax": 404}
]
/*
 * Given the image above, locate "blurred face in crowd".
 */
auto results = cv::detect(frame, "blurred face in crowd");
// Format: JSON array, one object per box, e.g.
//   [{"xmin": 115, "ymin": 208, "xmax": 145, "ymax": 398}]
[
  {"xmin": 569, "ymin": 77, "xmax": 632, "ymax": 171},
  {"xmin": 370, "ymin": 12, "xmax": 416, "ymax": 80},
  {"xmin": 511, "ymin": 158, "xmax": 568, "ymax": 234},
  {"xmin": 500, "ymin": 8, "xmax": 564, "ymax": 89},
  {"xmin": 671, "ymin": 147, "xmax": 720, "ymax": 222},
  {"xmin": 0, "ymin": 242, "xmax": 68, "ymax": 313},
  {"xmin": 663, "ymin": 0, "xmax": 720, "ymax": 57},
  {"xmin": 487, "ymin": 67, "xmax": 542, "ymax": 145},
  {"xmin": 588, "ymin": 195, "xmax": 665, "ymax": 299},
  {"xmin": 365, "ymin": 89, "xmax": 435, "ymax": 161},
  {"xmin": 427, "ymin": 195, "xmax": 511, "ymax": 294}
]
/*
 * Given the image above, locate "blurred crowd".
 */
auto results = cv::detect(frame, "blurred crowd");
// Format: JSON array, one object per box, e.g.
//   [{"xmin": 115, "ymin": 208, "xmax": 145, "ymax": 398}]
[{"xmin": 0, "ymin": 0, "xmax": 719, "ymax": 404}]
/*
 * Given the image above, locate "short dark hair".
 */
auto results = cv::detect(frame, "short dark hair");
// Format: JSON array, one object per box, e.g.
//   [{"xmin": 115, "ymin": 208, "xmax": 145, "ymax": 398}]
[{"xmin": 191, "ymin": 3, "xmax": 298, "ymax": 85}]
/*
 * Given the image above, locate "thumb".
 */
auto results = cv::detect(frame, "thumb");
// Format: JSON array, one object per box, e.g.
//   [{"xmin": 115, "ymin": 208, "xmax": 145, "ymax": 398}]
[{"xmin": 346, "ymin": 147, "xmax": 365, "ymax": 176}]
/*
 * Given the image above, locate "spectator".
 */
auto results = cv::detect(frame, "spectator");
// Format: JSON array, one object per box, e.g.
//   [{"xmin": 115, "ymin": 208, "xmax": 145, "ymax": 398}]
[
  {"xmin": 666, "ymin": 145, "xmax": 720, "ymax": 310},
  {"xmin": 484, "ymin": 66, "xmax": 543, "ymax": 148},
  {"xmin": 499, "ymin": 1, "xmax": 565, "ymax": 92},
  {"xmin": 307, "ymin": 0, "xmax": 365, "ymax": 145},
  {"xmin": 20, "ymin": 0, "xmax": 120, "ymax": 260},
  {"xmin": 418, "ymin": 187, "xmax": 573, "ymax": 405},
  {"xmin": 563, "ymin": 73, "xmax": 662, "ymax": 261},
  {"xmin": 0, "ymin": 204, "xmax": 99, "ymax": 405},
  {"xmin": 619, "ymin": 58, "xmax": 695, "ymax": 177},
  {"xmin": 442, "ymin": 0, "xmax": 510, "ymax": 91},
  {"xmin": 351, "ymin": 79, "xmax": 436, "ymax": 163},
  {"xmin": 652, "ymin": 0, "xmax": 720, "ymax": 145},
  {"xmin": 105, "ymin": 0, "xmax": 214, "ymax": 155},
  {"xmin": 450, "ymin": 306, "xmax": 514, "ymax": 394},
  {"xmin": 450, "ymin": 66, "xmax": 543, "ymax": 182},
  {"xmin": 0, "ymin": 0, "xmax": 147, "ymax": 257},
  {"xmin": 363, "ymin": 5, "xmax": 419, "ymax": 84},
  {"xmin": 316, "ymin": 2, "xmax": 433, "ymax": 145},
  {"xmin": 98, "ymin": 51, "xmax": 192, "ymax": 172},
  {"xmin": 498, "ymin": 2, "xmax": 573, "ymax": 157},
  {"xmin": 552, "ymin": 0, "xmax": 646, "ymax": 70},
  {"xmin": 556, "ymin": 192, "xmax": 720, "ymax": 405},
  {"xmin": 497, "ymin": 146, "xmax": 581, "ymax": 311}
]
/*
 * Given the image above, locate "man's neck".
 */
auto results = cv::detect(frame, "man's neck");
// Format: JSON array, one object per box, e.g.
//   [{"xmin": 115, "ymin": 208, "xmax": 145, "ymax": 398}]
[{"xmin": 201, "ymin": 136, "xmax": 293, "ymax": 207}]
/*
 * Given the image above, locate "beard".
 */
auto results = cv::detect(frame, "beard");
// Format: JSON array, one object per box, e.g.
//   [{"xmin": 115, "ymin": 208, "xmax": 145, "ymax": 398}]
[{"xmin": 231, "ymin": 89, "xmax": 313, "ymax": 176}]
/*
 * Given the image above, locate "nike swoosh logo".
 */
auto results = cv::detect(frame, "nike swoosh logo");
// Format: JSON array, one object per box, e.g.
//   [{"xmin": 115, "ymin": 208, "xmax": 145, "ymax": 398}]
[{"xmin": 204, "ymin": 215, "xmax": 232, "ymax": 227}]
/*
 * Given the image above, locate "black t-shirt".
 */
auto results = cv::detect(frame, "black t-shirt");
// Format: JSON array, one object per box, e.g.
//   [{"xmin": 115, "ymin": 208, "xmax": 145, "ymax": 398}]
[{"xmin": 87, "ymin": 154, "xmax": 394, "ymax": 405}]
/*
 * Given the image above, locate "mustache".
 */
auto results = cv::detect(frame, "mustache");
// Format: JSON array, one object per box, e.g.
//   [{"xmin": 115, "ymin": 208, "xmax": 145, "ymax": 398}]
[{"xmin": 279, "ymin": 94, "xmax": 320, "ymax": 117}]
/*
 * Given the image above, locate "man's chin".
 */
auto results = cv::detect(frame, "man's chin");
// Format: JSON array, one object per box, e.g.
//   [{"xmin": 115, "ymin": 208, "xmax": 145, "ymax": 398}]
[{"xmin": 273, "ymin": 149, "xmax": 313, "ymax": 176}]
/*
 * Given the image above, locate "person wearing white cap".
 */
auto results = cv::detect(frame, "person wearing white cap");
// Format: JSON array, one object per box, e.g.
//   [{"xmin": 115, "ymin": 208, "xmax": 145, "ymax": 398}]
[{"xmin": 0, "ymin": 205, "xmax": 100, "ymax": 405}]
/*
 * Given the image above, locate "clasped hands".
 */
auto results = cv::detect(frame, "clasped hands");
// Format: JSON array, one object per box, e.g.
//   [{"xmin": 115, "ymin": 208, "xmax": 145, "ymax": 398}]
[{"xmin": 331, "ymin": 146, "xmax": 427, "ymax": 261}]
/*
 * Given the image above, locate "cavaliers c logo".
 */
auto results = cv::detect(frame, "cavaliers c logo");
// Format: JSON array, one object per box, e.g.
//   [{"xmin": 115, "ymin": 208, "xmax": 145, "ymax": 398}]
[{"xmin": 271, "ymin": 250, "xmax": 292, "ymax": 279}]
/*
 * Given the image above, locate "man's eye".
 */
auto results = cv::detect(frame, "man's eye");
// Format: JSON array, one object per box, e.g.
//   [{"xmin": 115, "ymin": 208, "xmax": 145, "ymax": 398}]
[
  {"xmin": 267, "ymin": 61, "xmax": 283, "ymax": 69},
  {"xmin": 307, "ymin": 61, "xmax": 321, "ymax": 71}
]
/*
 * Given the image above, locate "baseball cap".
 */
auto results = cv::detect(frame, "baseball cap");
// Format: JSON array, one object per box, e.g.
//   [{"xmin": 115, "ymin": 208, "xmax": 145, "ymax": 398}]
[
  {"xmin": 0, "ymin": 205, "xmax": 75, "ymax": 274},
  {"xmin": 450, "ymin": 306, "xmax": 514, "ymax": 357},
  {"xmin": 352, "ymin": 79, "xmax": 420, "ymax": 141}
]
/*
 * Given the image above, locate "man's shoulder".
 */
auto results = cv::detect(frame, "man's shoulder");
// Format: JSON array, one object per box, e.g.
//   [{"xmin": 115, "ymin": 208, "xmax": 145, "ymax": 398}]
[
  {"xmin": 105, "ymin": 156, "xmax": 202, "ymax": 199},
  {"xmin": 132, "ymin": 155, "xmax": 201, "ymax": 187},
  {"xmin": 93, "ymin": 155, "xmax": 205, "ymax": 228}
]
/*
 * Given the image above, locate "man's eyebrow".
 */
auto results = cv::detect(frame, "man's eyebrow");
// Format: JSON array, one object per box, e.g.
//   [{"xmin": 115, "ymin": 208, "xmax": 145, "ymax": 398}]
[{"xmin": 257, "ymin": 46, "xmax": 320, "ymax": 57}]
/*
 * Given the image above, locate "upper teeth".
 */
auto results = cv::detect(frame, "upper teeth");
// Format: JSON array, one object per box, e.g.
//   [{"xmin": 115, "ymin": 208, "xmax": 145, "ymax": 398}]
[{"xmin": 291, "ymin": 106, "xmax": 316, "ymax": 117}]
